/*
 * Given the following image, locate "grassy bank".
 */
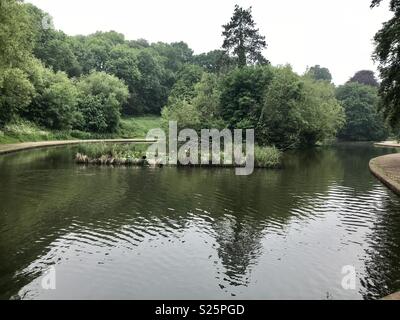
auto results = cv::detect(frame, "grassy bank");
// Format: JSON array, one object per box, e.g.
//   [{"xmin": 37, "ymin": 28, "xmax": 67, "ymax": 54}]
[
  {"xmin": 0, "ymin": 116, "xmax": 161, "ymax": 144},
  {"xmin": 75, "ymin": 142, "xmax": 282, "ymax": 168}
]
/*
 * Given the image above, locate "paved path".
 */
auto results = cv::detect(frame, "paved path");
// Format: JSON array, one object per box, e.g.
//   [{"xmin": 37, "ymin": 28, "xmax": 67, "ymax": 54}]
[
  {"xmin": 382, "ymin": 291, "xmax": 400, "ymax": 300},
  {"xmin": 374, "ymin": 140, "xmax": 400, "ymax": 147},
  {"xmin": 0, "ymin": 139, "xmax": 156, "ymax": 155},
  {"xmin": 369, "ymin": 152, "xmax": 400, "ymax": 196}
]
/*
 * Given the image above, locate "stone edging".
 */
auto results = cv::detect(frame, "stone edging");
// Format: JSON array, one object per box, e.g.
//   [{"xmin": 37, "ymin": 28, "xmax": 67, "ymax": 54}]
[{"xmin": 369, "ymin": 154, "xmax": 400, "ymax": 196}]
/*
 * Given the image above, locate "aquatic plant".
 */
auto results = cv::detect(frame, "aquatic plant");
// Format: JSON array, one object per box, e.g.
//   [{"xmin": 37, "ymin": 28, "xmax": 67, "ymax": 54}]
[{"xmin": 75, "ymin": 143, "xmax": 282, "ymax": 169}]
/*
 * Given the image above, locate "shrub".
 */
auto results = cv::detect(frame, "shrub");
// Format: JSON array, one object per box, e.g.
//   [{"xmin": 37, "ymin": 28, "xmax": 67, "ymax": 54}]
[
  {"xmin": 23, "ymin": 63, "xmax": 79, "ymax": 130},
  {"xmin": 259, "ymin": 66, "xmax": 344, "ymax": 148},
  {"xmin": 0, "ymin": 68, "xmax": 35, "ymax": 127},
  {"xmin": 161, "ymin": 100, "xmax": 202, "ymax": 132},
  {"xmin": 76, "ymin": 71, "xmax": 129, "ymax": 133},
  {"xmin": 219, "ymin": 65, "xmax": 274, "ymax": 129},
  {"xmin": 336, "ymin": 82, "xmax": 389, "ymax": 141}
]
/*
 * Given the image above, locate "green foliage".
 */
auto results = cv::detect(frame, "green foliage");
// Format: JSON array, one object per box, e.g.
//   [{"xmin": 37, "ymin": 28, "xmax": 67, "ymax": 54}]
[
  {"xmin": 219, "ymin": 66, "xmax": 274, "ymax": 128},
  {"xmin": 166, "ymin": 65, "xmax": 204, "ymax": 105},
  {"xmin": 119, "ymin": 116, "xmax": 162, "ymax": 138},
  {"xmin": 76, "ymin": 142, "xmax": 148, "ymax": 159},
  {"xmin": 36, "ymin": 31, "xmax": 82, "ymax": 77},
  {"xmin": 76, "ymin": 71, "xmax": 129, "ymax": 133},
  {"xmin": 68, "ymin": 35, "xmax": 176, "ymax": 115},
  {"xmin": 1, "ymin": 0, "xmax": 386, "ymax": 151},
  {"xmin": 304, "ymin": 65, "xmax": 332, "ymax": 82},
  {"xmin": 131, "ymin": 48, "xmax": 169, "ymax": 114},
  {"xmin": 0, "ymin": 118, "xmax": 60, "ymax": 143},
  {"xmin": 260, "ymin": 67, "xmax": 305, "ymax": 148},
  {"xmin": 192, "ymin": 50, "xmax": 235, "ymax": 73},
  {"xmin": 222, "ymin": 5, "xmax": 268, "ymax": 67},
  {"xmin": 0, "ymin": 68, "xmax": 35, "ymax": 126},
  {"xmin": 299, "ymin": 78, "xmax": 345, "ymax": 145},
  {"xmin": 104, "ymin": 45, "xmax": 140, "ymax": 89},
  {"xmin": 151, "ymin": 41, "xmax": 193, "ymax": 73},
  {"xmin": 76, "ymin": 95, "xmax": 108, "ymax": 133},
  {"xmin": 24, "ymin": 4, "xmax": 82, "ymax": 77},
  {"xmin": 22, "ymin": 61, "xmax": 79, "ymax": 130},
  {"xmin": 259, "ymin": 67, "xmax": 344, "ymax": 148},
  {"xmin": 336, "ymin": 82, "xmax": 389, "ymax": 141},
  {"xmin": 0, "ymin": 0, "xmax": 36, "ymax": 127},
  {"xmin": 161, "ymin": 100, "xmax": 202, "ymax": 131},
  {"xmin": 192, "ymin": 73, "xmax": 225, "ymax": 128},
  {"xmin": 163, "ymin": 65, "xmax": 344, "ymax": 149},
  {"xmin": 77, "ymin": 71, "xmax": 129, "ymax": 106},
  {"xmin": 0, "ymin": 0, "xmax": 34, "ymax": 69},
  {"xmin": 0, "ymin": 116, "xmax": 161, "ymax": 144},
  {"xmin": 76, "ymin": 31, "xmax": 125, "ymax": 73},
  {"xmin": 162, "ymin": 71, "xmax": 225, "ymax": 131},
  {"xmin": 254, "ymin": 145, "xmax": 282, "ymax": 168},
  {"xmin": 348, "ymin": 70, "xmax": 379, "ymax": 87},
  {"xmin": 371, "ymin": 0, "xmax": 400, "ymax": 128},
  {"xmin": 103, "ymin": 44, "xmax": 141, "ymax": 114}
]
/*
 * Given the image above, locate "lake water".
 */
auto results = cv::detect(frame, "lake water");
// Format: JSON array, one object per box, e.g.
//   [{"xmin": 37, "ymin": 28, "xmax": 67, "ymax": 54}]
[{"xmin": 0, "ymin": 143, "xmax": 399, "ymax": 299}]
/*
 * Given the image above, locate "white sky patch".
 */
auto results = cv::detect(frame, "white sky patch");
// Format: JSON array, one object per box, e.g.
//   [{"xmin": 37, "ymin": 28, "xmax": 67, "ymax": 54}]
[{"xmin": 27, "ymin": 0, "xmax": 393, "ymax": 84}]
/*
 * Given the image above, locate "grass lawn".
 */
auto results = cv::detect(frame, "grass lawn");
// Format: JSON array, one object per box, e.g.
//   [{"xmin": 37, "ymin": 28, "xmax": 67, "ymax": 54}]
[
  {"xmin": 119, "ymin": 116, "xmax": 162, "ymax": 138},
  {"xmin": 0, "ymin": 116, "xmax": 162, "ymax": 144}
]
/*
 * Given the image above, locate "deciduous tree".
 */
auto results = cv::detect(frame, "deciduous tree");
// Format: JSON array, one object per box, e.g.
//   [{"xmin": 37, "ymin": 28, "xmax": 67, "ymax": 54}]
[
  {"xmin": 348, "ymin": 70, "xmax": 379, "ymax": 87},
  {"xmin": 371, "ymin": 0, "xmax": 400, "ymax": 127}
]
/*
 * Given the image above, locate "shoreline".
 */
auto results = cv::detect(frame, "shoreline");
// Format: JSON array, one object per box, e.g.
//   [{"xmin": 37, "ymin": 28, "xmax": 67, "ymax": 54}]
[
  {"xmin": 0, "ymin": 139, "xmax": 156, "ymax": 155},
  {"xmin": 369, "ymin": 153, "xmax": 400, "ymax": 196},
  {"xmin": 374, "ymin": 140, "xmax": 400, "ymax": 148}
]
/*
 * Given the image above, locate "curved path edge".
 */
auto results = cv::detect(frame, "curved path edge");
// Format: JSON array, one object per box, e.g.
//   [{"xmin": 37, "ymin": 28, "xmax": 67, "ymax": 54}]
[
  {"xmin": 369, "ymin": 153, "xmax": 400, "ymax": 196},
  {"xmin": 374, "ymin": 141, "xmax": 400, "ymax": 148},
  {"xmin": 0, "ymin": 139, "xmax": 156, "ymax": 155}
]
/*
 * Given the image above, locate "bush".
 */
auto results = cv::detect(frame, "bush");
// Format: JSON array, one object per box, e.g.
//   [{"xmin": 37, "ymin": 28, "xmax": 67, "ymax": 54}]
[
  {"xmin": 336, "ymin": 82, "xmax": 389, "ymax": 141},
  {"xmin": 0, "ymin": 68, "xmax": 35, "ymax": 127},
  {"xmin": 162, "ymin": 72, "xmax": 225, "ymax": 131},
  {"xmin": 77, "ymin": 95, "xmax": 105, "ymax": 132},
  {"xmin": 259, "ymin": 66, "xmax": 305, "ymax": 148},
  {"xmin": 161, "ymin": 100, "xmax": 202, "ymax": 131},
  {"xmin": 259, "ymin": 66, "xmax": 344, "ymax": 148},
  {"xmin": 77, "ymin": 71, "xmax": 130, "ymax": 106},
  {"xmin": 298, "ymin": 78, "xmax": 345, "ymax": 145},
  {"xmin": 76, "ymin": 71, "xmax": 129, "ymax": 133},
  {"xmin": 219, "ymin": 65, "xmax": 274, "ymax": 128},
  {"xmin": 23, "ymin": 63, "xmax": 79, "ymax": 130},
  {"xmin": 166, "ymin": 64, "xmax": 204, "ymax": 106},
  {"xmin": 192, "ymin": 73, "xmax": 225, "ymax": 129}
]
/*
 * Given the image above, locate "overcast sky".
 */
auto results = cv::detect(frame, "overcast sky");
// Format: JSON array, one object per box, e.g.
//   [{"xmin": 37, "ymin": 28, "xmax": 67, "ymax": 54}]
[{"xmin": 27, "ymin": 0, "xmax": 392, "ymax": 84}]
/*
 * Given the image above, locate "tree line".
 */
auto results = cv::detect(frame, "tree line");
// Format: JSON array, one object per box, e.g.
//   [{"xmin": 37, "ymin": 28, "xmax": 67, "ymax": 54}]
[{"xmin": 0, "ymin": 0, "xmax": 392, "ymax": 145}]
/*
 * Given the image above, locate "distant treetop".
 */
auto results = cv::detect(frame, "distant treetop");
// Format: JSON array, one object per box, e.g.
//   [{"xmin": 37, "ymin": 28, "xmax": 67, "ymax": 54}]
[
  {"xmin": 304, "ymin": 65, "xmax": 332, "ymax": 82},
  {"xmin": 222, "ymin": 5, "xmax": 268, "ymax": 68},
  {"xmin": 348, "ymin": 70, "xmax": 379, "ymax": 87}
]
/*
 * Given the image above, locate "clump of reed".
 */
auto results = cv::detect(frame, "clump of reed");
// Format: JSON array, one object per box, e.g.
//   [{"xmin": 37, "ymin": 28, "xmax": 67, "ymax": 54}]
[
  {"xmin": 75, "ymin": 143, "xmax": 151, "ymax": 166},
  {"xmin": 75, "ymin": 143, "xmax": 282, "ymax": 169},
  {"xmin": 254, "ymin": 146, "xmax": 282, "ymax": 168}
]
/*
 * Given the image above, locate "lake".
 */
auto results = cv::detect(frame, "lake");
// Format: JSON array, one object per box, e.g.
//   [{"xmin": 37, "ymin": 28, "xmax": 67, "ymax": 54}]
[{"xmin": 0, "ymin": 142, "xmax": 399, "ymax": 299}]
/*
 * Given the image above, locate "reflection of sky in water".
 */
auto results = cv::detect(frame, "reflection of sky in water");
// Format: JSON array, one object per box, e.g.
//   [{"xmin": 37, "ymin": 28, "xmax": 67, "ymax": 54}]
[{"xmin": 0, "ymin": 143, "xmax": 400, "ymax": 299}]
